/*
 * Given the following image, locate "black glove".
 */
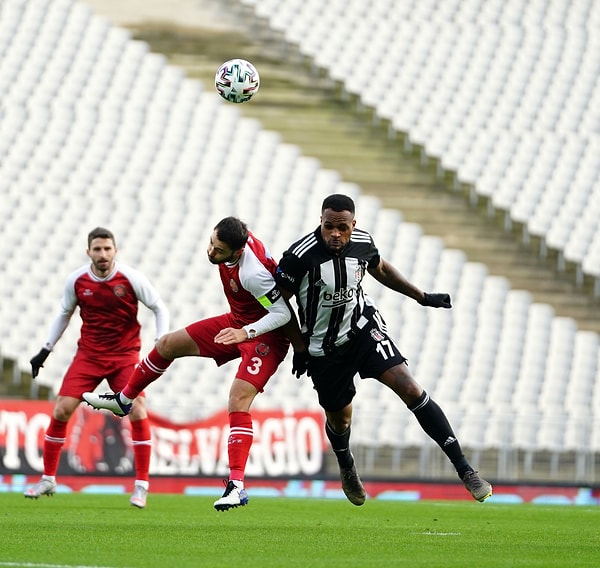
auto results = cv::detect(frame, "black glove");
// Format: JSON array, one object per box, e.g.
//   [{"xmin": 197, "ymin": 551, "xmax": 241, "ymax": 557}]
[
  {"xmin": 30, "ymin": 348, "xmax": 51, "ymax": 378},
  {"xmin": 418, "ymin": 292, "xmax": 452, "ymax": 309},
  {"xmin": 292, "ymin": 350, "xmax": 311, "ymax": 379}
]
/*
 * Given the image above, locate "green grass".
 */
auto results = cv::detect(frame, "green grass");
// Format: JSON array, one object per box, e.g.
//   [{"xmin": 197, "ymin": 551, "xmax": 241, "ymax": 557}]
[{"xmin": 1, "ymin": 493, "xmax": 599, "ymax": 567}]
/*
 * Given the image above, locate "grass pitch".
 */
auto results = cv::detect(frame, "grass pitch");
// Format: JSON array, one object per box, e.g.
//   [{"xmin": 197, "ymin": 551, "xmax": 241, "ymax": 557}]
[{"xmin": 1, "ymin": 493, "xmax": 599, "ymax": 567}]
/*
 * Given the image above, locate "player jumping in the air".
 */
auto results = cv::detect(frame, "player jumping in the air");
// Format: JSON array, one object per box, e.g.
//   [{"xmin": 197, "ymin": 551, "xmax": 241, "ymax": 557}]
[
  {"xmin": 275, "ymin": 194, "xmax": 492, "ymax": 504},
  {"xmin": 84, "ymin": 217, "xmax": 301, "ymax": 511}
]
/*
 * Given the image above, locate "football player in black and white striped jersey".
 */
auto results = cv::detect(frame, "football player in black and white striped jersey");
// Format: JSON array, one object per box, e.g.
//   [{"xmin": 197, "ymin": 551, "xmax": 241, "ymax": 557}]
[{"xmin": 276, "ymin": 194, "xmax": 492, "ymax": 504}]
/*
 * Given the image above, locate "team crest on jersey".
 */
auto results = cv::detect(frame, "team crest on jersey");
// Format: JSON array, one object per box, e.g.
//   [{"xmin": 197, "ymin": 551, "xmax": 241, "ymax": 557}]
[
  {"xmin": 113, "ymin": 285, "xmax": 127, "ymax": 297},
  {"xmin": 229, "ymin": 279, "xmax": 239, "ymax": 293},
  {"xmin": 255, "ymin": 343, "xmax": 270, "ymax": 356},
  {"xmin": 370, "ymin": 328, "xmax": 385, "ymax": 342}
]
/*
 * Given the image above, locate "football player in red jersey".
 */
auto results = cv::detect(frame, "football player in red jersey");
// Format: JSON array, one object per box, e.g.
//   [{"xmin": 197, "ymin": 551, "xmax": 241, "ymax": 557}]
[
  {"xmin": 84, "ymin": 217, "xmax": 303, "ymax": 511},
  {"xmin": 24, "ymin": 227, "xmax": 169, "ymax": 508}
]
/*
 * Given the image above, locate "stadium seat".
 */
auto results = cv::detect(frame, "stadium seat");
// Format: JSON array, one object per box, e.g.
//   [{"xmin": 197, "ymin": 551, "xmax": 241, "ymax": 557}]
[
  {"xmin": 257, "ymin": 0, "xmax": 600, "ymax": 290},
  {"xmin": 537, "ymin": 317, "xmax": 577, "ymax": 409},
  {"xmin": 457, "ymin": 405, "xmax": 489, "ymax": 451},
  {"xmin": 485, "ymin": 290, "xmax": 532, "ymax": 406},
  {"xmin": 511, "ymin": 303, "xmax": 555, "ymax": 407},
  {"xmin": 2, "ymin": 0, "xmax": 600, "ymax": 475}
]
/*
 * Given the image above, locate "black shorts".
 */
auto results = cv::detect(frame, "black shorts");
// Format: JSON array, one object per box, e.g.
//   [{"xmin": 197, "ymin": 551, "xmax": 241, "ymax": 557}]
[{"xmin": 309, "ymin": 316, "xmax": 407, "ymax": 412}]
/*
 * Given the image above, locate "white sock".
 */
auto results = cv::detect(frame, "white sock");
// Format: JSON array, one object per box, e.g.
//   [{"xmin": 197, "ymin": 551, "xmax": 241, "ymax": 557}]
[
  {"xmin": 134, "ymin": 480, "xmax": 149, "ymax": 490},
  {"xmin": 119, "ymin": 392, "xmax": 134, "ymax": 404},
  {"xmin": 42, "ymin": 474, "xmax": 56, "ymax": 483}
]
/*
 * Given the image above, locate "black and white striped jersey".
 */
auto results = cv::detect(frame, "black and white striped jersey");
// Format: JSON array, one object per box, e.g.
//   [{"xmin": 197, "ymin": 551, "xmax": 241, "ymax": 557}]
[{"xmin": 276, "ymin": 227, "xmax": 381, "ymax": 356}]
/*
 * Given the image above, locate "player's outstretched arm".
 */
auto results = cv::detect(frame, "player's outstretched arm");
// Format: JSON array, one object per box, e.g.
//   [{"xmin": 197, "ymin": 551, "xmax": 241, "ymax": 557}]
[
  {"xmin": 368, "ymin": 258, "xmax": 425, "ymax": 301},
  {"xmin": 368, "ymin": 258, "xmax": 451, "ymax": 308}
]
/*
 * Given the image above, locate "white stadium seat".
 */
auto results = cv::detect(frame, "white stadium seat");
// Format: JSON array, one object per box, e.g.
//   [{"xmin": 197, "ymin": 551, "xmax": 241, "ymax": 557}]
[{"xmin": 1, "ymin": 0, "xmax": 599, "ymax": 476}]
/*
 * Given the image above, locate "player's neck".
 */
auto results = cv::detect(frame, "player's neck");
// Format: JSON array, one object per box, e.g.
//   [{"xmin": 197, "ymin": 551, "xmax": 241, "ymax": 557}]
[{"xmin": 91, "ymin": 262, "xmax": 116, "ymax": 278}]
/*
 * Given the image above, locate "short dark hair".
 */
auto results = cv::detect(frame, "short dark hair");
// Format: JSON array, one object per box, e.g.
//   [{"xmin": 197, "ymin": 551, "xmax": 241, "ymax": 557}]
[
  {"xmin": 87, "ymin": 227, "xmax": 115, "ymax": 248},
  {"xmin": 214, "ymin": 217, "xmax": 249, "ymax": 250},
  {"xmin": 321, "ymin": 194, "xmax": 355, "ymax": 215}
]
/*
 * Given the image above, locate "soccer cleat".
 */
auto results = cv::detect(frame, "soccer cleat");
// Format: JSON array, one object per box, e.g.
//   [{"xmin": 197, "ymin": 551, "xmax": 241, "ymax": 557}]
[
  {"xmin": 24, "ymin": 478, "xmax": 57, "ymax": 499},
  {"xmin": 339, "ymin": 461, "xmax": 366, "ymax": 506},
  {"xmin": 82, "ymin": 392, "xmax": 132, "ymax": 417},
  {"xmin": 213, "ymin": 480, "xmax": 249, "ymax": 512},
  {"xmin": 463, "ymin": 471, "xmax": 493, "ymax": 502},
  {"xmin": 130, "ymin": 485, "xmax": 148, "ymax": 508}
]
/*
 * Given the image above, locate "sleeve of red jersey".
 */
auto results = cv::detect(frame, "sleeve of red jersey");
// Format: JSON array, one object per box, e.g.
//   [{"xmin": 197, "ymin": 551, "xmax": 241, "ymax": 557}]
[
  {"xmin": 239, "ymin": 254, "xmax": 291, "ymax": 337},
  {"xmin": 42, "ymin": 267, "xmax": 81, "ymax": 349},
  {"xmin": 119, "ymin": 264, "xmax": 170, "ymax": 339}
]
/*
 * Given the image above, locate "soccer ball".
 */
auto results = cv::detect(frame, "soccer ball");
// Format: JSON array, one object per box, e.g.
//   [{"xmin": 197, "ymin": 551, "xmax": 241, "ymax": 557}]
[{"xmin": 215, "ymin": 58, "xmax": 260, "ymax": 103}]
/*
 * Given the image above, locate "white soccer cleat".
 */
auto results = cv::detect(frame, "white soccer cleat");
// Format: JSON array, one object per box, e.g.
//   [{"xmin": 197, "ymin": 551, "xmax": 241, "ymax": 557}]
[
  {"xmin": 130, "ymin": 484, "xmax": 148, "ymax": 508},
  {"xmin": 24, "ymin": 478, "xmax": 57, "ymax": 499},
  {"xmin": 82, "ymin": 392, "xmax": 132, "ymax": 417},
  {"xmin": 214, "ymin": 480, "xmax": 249, "ymax": 512}
]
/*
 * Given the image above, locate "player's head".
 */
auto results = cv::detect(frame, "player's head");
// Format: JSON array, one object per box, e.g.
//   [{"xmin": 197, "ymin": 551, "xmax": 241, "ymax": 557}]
[
  {"xmin": 208, "ymin": 217, "xmax": 249, "ymax": 264},
  {"xmin": 86, "ymin": 227, "xmax": 117, "ymax": 277},
  {"xmin": 320, "ymin": 194, "xmax": 356, "ymax": 254}
]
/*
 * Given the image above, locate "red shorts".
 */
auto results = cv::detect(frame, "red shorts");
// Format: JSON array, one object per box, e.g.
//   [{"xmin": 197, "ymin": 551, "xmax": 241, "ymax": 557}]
[
  {"xmin": 185, "ymin": 313, "xmax": 290, "ymax": 392},
  {"xmin": 58, "ymin": 351, "xmax": 143, "ymax": 399}
]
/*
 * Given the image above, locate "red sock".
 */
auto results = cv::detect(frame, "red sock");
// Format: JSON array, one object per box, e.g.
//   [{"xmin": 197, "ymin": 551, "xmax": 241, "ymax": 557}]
[
  {"xmin": 122, "ymin": 348, "xmax": 172, "ymax": 399},
  {"xmin": 227, "ymin": 411, "xmax": 253, "ymax": 483},
  {"xmin": 130, "ymin": 417, "xmax": 152, "ymax": 483},
  {"xmin": 43, "ymin": 418, "xmax": 68, "ymax": 477}
]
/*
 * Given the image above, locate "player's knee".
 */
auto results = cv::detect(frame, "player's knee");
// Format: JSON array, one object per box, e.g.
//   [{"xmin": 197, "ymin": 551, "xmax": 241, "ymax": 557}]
[
  {"xmin": 156, "ymin": 329, "xmax": 198, "ymax": 358},
  {"xmin": 381, "ymin": 365, "xmax": 423, "ymax": 400},
  {"xmin": 403, "ymin": 382, "xmax": 424, "ymax": 403},
  {"xmin": 53, "ymin": 402, "xmax": 76, "ymax": 422},
  {"xmin": 227, "ymin": 381, "xmax": 257, "ymax": 412},
  {"xmin": 156, "ymin": 331, "xmax": 186, "ymax": 359},
  {"xmin": 155, "ymin": 333, "xmax": 174, "ymax": 357},
  {"xmin": 329, "ymin": 418, "xmax": 351, "ymax": 433},
  {"xmin": 326, "ymin": 407, "xmax": 352, "ymax": 433}
]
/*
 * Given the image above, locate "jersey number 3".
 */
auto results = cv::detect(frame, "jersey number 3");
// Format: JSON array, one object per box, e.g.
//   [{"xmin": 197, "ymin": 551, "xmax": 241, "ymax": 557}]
[{"xmin": 246, "ymin": 356, "xmax": 263, "ymax": 375}]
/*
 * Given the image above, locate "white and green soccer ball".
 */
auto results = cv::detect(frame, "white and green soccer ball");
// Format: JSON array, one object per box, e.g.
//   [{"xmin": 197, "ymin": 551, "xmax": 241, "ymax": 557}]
[{"xmin": 215, "ymin": 58, "xmax": 260, "ymax": 103}]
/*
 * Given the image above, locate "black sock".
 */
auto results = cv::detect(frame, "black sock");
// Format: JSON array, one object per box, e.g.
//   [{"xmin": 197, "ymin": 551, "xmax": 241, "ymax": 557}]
[
  {"xmin": 325, "ymin": 421, "xmax": 354, "ymax": 469},
  {"xmin": 408, "ymin": 391, "xmax": 472, "ymax": 478}
]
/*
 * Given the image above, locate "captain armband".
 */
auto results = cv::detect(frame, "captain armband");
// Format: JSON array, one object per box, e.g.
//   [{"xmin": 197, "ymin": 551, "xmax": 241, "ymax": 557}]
[{"xmin": 257, "ymin": 285, "xmax": 282, "ymax": 308}]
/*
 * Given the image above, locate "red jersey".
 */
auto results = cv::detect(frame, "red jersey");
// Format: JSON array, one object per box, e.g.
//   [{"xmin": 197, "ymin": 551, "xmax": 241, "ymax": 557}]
[
  {"xmin": 218, "ymin": 232, "xmax": 282, "ymax": 330},
  {"xmin": 45, "ymin": 262, "xmax": 168, "ymax": 359}
]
